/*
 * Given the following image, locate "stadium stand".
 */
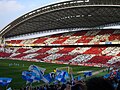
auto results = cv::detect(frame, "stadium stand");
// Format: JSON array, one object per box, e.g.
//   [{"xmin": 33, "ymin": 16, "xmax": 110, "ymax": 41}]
[
  {"xmin": 0, "ymin": 0, "xmax": 120, "ymax": 68},
  {"xmin": 4, "ymin": 29, "xmax": 120, "ymax": 46},
  {"xmin": 0, "ymin": 29, "xmax": 120, "ymax": 67}
]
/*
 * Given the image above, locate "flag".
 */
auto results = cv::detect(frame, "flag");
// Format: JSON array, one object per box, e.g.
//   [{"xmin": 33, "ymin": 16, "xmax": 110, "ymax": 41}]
[
  {"xmin": 22, "ymin": 71, "xmax": 40, "ymax": 83},
  {"xmin": 0, "ymin": 77, "xmax": 12, "ymax": 86},
  {"xmin": 29, "ymin": 65, "xmax": 51, "ymax": 83},
  {"xmin": 44, "ymin": 72, "xmax": 55, "ymax": 83},
  {"xmin": 84, "ymin": 71, "xmax": 92, "ymax": 76},
  {"xmin": 29, "ymin": 65, "xmax": 46, "ymax": 79},
  {"xmin": 7, "ymin": 87, "xmax": 12, "ymax": 90},
  {"xmin": 55, "ymin": 70, "xmax": 69, "ymax": 83},
  {"xmin": 116, "ymin": 71, "xmax": 120, "ymax": 80},
  {"xmin": 29, "ymin": 65, "xmax": 48, "ymax": 82},
  {"xmin": 103, "ymin": 74, "xmax": 110, "ymax": 79},
  {"xmin": 29, "ymin": 65, "xmax": 46, "ymax": 75},
  {"xmin": 77, "ymin": 76, "xmax": 81, "ymax": 81}
]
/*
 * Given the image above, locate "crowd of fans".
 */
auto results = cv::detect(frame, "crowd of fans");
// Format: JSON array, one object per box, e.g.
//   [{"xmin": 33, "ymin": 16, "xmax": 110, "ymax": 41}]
[{"xmin": 20, "ymin": 67, "xmax": 120, "ymax": 90}]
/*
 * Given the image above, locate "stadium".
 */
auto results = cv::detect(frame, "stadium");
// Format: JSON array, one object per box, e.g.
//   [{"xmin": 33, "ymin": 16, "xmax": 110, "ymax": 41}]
[{"xmin": 0, "ymin": 0, "xmax": 120, "ymax": 90}]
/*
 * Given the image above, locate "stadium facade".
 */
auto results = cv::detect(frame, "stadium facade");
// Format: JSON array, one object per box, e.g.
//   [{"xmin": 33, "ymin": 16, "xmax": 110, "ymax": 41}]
[{"xmin": 0, "ymin": 0, "xmax": 120, "ymax": 67}]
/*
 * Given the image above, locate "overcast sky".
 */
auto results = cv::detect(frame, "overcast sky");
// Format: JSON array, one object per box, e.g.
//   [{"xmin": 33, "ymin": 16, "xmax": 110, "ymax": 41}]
[{"xmin": 0, "ymin": 0, "xmax": 71, "ymax": 30}]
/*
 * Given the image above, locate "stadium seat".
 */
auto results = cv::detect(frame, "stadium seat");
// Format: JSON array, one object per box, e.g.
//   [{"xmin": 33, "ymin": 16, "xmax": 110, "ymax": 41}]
[{"xmin": 87, "ymin": 56, "xmax": 113, "ymax": 64}]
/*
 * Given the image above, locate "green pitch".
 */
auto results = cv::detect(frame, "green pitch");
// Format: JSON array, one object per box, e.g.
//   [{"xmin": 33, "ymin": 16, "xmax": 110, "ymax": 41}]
[{"xmin": 0, "ymin": 59, "xmax": 104, "ymax": 90}]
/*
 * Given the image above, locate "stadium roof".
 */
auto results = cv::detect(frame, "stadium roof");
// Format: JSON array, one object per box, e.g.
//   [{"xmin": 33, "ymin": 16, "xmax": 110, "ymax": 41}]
[{"xmin": 1, "ymin": 0, "xmax": 120, "ymax": 38}]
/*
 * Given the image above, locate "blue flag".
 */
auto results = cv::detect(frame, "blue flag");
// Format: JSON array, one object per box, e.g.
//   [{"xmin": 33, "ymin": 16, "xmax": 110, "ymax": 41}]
[
  {"xmin": 117, "ymin": 71, "xmax": 120, "ymax": 80},
  {"xmin": 84, "ymin": 71, "xmax": 92, "ymax": 76},
  {"xmin": 29, "ymin": 65, "xmax": 51, "ymax": 83},
  {"xmin": 55, "ymin": 70, "xmax": 69, "ymax": 83},
  {"xmin": 0, "ymin": 77, "xmax": 12, "ymax": 86},
  {"xmin": 22, "ymin": 71, "xmax": 40, "ymax": 83},
  {"xmin": 44, "ymin": 72, "xmax": 55, "ymax": 83},
  {"xmin": 29, "ymin": 65, "xmax": 46, "ymax": 80},
  {"xmin": 77, "ymin": 76, "xmax": 81, "ymax": 81},
  {"xmin": 29, "ymin": 65, "xmax": 46, "ymax": 75},
  {"xmin": 103, "ymin": 74, "xmax": 110, "ymax": 79}
]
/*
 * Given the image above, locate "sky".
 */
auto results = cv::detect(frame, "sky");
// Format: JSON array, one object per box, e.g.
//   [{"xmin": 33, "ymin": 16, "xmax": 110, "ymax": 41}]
[
  {"xmin": 0, "ymin": 0, "xmax": 71, "ymax": 30},
  {"xmin": 0, "ymin": 0, "xmax": 120, "ymax": 31}
]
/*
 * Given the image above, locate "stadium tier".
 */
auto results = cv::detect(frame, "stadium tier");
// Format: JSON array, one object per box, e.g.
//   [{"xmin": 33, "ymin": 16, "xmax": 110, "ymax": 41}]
[
  {"xmin": 0, "ymin": 29, "xmax": 120, "ymax": 67},
  {"xmin": 5, "ymin": 29, "xmax": 120, "ymax": 46},
  {"xmin": 0, "ymin": 47, "xmax": 120, "ymax": 67}
]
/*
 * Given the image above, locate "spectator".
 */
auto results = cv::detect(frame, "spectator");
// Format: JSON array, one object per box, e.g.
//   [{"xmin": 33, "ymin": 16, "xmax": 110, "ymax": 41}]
[
  {"xmin": 117, "ymin": 81, "xmax": 120, "ymax": 90},
  {"xmin": 71, "ymin": 80, "xmax": 87, "ymax": 90},
  {"xmin": 86, "ymin": 77, "xmax": 114, "ymax": 90}
]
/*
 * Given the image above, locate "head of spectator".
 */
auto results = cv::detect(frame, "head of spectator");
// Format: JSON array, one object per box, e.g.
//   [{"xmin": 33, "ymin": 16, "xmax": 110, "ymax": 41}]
[{"xmin": 71, "ymin": 80, "xmax": 87, "ymax": 90}]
